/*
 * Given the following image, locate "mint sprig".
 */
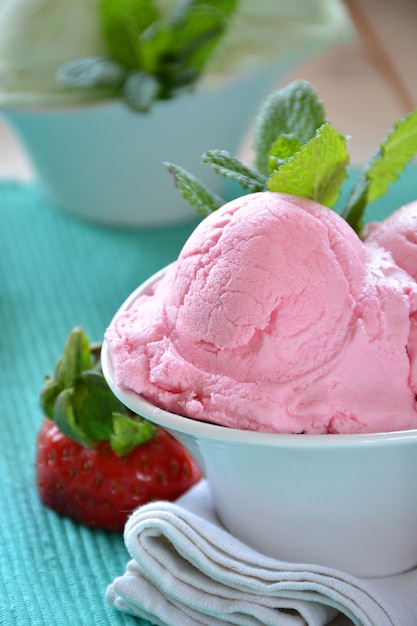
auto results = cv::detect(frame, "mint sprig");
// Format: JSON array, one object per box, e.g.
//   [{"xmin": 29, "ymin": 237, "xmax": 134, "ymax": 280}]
[
  {"xmin": 101, "ymin": 0, "xmax": 159, "ymax": 71},
  {"xmin": 202, "ymin": 150, "xmax": 267, "ymax": 192},
  {"xmin": 164, "ymin": 162, "xmax": 224, "ymax": 216},
  {"xmin": 166, "ymin": 79, "xmax": 417, "ymax": 234},
  {"xmin": 341, "ymin": 108, "xmax": 417, "ymax": 232},
  {"xmin": 122, "ymin": 71, "xmax": 160, "ymax": 111},
  {"xmin": 253, "ymin": 80, "xmax": 326, "ymax": 176},
  {"xmin": 267, "ymin": 122, "xmax": 349, "ymax": 207},
  {"xmin": 56, "ymin": 56, "xmax": 126, "ymax": 92},
  {"xmin": 168, "ymin": 1, "xmax": 237, "ymax": 74},
  {"xmin": 57, "ymin": 0, "xmax": 238, "ymax": 112},
  {"xmin": 40, "ymin": 327, "xmax": 156, "ymax": 456}
]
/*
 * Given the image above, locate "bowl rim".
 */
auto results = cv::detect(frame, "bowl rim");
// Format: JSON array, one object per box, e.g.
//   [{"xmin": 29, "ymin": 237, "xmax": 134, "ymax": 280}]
[{"xmin": 102, "ymin": 265, "xmax": 417, "ymax": 449}]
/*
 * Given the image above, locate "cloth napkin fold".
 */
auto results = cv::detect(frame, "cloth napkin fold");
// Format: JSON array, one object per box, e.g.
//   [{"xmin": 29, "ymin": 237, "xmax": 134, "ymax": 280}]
[{"xmin": 107, "ymin": 480, "xmax": 417, "ymax": 626}]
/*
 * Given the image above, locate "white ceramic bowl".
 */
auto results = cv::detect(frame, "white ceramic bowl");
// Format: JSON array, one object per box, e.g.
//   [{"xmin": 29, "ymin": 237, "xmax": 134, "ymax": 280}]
[
  {"xmin": 102, "ymin": 269, "xmax": 417, "ymax": 578},
  {"xmin": 0, "ymin": 67, "xmax": 277, "ymax": 227}
]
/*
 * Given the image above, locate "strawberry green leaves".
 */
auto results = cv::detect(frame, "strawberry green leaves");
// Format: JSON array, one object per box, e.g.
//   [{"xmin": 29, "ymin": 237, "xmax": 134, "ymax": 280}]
[
  {"xmin": 53, "ymin": 370, "xmax": 121, "ymax": 447},
  {"xmin": 40, "ymin": 327, "xmax": 155, "ymax": 456},
  {"xmin": 111, "ymin": 413, "xmax": 156, "ymax": 456},
  {"xmin": 341, "ymin": 108, "xmax": 417, "ymax": 233},
  {"xmin": 57, "ymin": 0, "xmax": 238, "ymax": 111}
]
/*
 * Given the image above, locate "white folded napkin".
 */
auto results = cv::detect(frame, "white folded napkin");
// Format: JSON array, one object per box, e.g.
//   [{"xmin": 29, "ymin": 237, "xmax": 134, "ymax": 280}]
[{"xmin": 107, "ymin": 480, "xmax": 417, "ymax": 626}]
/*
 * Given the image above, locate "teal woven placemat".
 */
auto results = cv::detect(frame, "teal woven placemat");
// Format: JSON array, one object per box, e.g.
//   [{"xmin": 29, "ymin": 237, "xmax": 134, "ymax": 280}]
[
  {"xmin": 0, "ymin": 184, "xmax": 200, "ymax": 626},
  {"xmin": 0, "ymin": 164, "xmax": 416, "ymax": 626}
]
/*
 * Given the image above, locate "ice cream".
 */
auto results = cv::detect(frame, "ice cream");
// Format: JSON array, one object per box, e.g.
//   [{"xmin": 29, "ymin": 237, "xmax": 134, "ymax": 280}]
[
  {"xmin": 105, "ymin": 191, "xmax": 417, "ymax": 435},
  {"xmin": 364, "ymin": 200, "xmax": 417, "ymax": 282},
  {"xmin": 0, "ymin": 0, "xmax": 107, "ymax": 104}
]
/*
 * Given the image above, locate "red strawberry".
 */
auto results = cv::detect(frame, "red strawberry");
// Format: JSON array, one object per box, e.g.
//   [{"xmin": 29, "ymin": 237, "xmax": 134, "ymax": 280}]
[
  {"xmin": 36, "ymin": 418, "xmax": 201, "ymax": 531},
  {"xmin": 35, "ymin": 327, "xmax": 202, "ymax": 531}
]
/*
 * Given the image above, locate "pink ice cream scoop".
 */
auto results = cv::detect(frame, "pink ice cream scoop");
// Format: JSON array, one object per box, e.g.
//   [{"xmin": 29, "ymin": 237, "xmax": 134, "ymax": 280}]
[
  {"xmin": 106, "ymin": 192, "xmax": 417, "ymax": 434},
  {"xmin": 364, "ymin": 199, "xmax": 417, "ymax": 403},
  {"xmin": 364, "ymin": 200, "xmax": 417, "ymax": 281}
]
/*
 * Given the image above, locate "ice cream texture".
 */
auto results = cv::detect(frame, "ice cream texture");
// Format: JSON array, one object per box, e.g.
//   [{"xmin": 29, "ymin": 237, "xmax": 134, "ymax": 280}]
[
  {"xmin": 365, "ymin": 200, "xmax": 417, "ymax": 282},
  {"xmin": 106, "ymin": 192, "xmax": 417, "ymax": 434}
]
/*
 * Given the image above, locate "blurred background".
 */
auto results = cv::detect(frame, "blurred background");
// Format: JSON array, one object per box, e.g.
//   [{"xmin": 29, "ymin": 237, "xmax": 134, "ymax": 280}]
[
  {"xmin": 240, "ymin": 0, "xmax": 417, "ymax": 166},
  {"xmin": 0, "ymin": 0, "xmax": 415, "ymax": 179}
]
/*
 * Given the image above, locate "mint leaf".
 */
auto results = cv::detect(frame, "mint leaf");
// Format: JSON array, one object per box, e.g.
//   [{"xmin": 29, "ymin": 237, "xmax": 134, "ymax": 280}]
[
  {"xmin": 254, "ymin": 80, "xmax": 326, "ymax": 176},
  {"xmin": 170, "ymin": 0, "xmax": 237, "ymax": 23},
  {"xmin": 57, "ymin": 57, "xmax": 126, "ymax": 90},
  {"xmin": 139, "ymin": 22, "xmax": 172, "ymax": 74},
  {"xmin": 202, "ymin": 150, "xmax": 267, "ymax": 192},
  {"xmin": 110, "ymin": 413, "xmax": 156, "ymax": 456},
  {"xmin": 100, "ymin": 0, "xmax": 159, "ymax": 69},
  {"xmin": 165, "ymin": 162, "xmax": 224, "ymax": 216},
  {"xmin": 122, "ymin": 71, "xmax": 160, "ymax": 111},
  {"xmin": 267, "ymin": 134, "xmax": 302, "ymax": 171},
  {"xmin": 168, "ymin": 2, "xmax": 237, "ymax": 73},
  {"xmin": 267, "ymin": 123, "xmax": 350, "ymax": 207},
  {"xmin": 342, "ymin": 108, "xmax": 417, "ymax": 232},
  {"xmin": 59, "ymin": 0, "xmax": 238, "ymax": 109}
]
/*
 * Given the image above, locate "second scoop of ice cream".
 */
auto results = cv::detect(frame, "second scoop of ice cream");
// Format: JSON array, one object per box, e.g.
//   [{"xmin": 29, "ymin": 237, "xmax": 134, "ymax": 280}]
[
  {"xmin": 106, "ymin": 192, "xmax": 417, "ymax": 434},
  {"xmin": 365, "ymin": 200, "xmax": 417, "ymax": 282}
]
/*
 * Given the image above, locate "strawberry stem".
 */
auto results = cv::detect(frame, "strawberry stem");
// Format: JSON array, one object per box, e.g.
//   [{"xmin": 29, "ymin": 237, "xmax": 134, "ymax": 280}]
[{"xmin": 40, "ymin": 327, "xmax": 156, "ymax": 455}]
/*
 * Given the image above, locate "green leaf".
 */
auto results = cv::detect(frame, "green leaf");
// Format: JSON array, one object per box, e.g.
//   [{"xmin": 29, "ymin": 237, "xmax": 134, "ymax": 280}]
[
  {"xmin": 65, "ymin": 0, "xmax": 239, "ymax": 109},
  {"xmin": 100, "ymin": 0, "xmax": 159, "ymax": 69},
  {"xmin": 110, "ymin": 413, "xmax": 156, "ymax": 456},
  {"xmin": 39, "ymin": 328, "xmax": 158, "ymax": 452},
  {"xmin": 170, "ymin": 5, "xmax": 224, "ymax": 50},
  {"xmin": 57, "ymin": 56, "xmax": 126, "ymax": 90},
  {"xmin": 53, "ymin": 389, "xmax": 94, "ymax": 447},
  {"xmin": 254, "ymin": 80, "xmax": 326, "ymax": 176},
  {"xmin": 53, "ymin": 371, "xmax": 127, "ymax": 447},
  {"xmin": 267, "ymin": 134, "xmax": 302, "ymax": 171},
  {"xmin": 139, "ymin": 22, "xmax": 172, "ymax": 74},
  {"xmin": 56, "ymin": 327, "xmax": 93, "ymax": 389},
  {"xmin": 170, "ymin": 0, "xmax": 237, "ymax": 22},
  {"xmin": 122, "ymin": 71, "xmax": 160, "ymax": 111},
  {"xmin": 53, "ymin": 356, "xmax": 63, "ymax": 384},
  {"xmin": 202, "ymin": 150, "xmax": 267, "ymax": 192},
  {"xmin": 160, "ymin": 68, "xmax": 199, "ymax": 94},
  {"xmin": 342, "ymin": 108, "xmax": 417, "ymax": 232},
  {"xmin": 168, "ymin": 4, "xmax": 233, "ymax": 72},
  {"xmin": 165, "ymin": 162, "xmax": 224, "ymax": 216},
  {"xmin": 40, "ymin": 327, "xmax": 96, "ymax": 424},
  {"xmin": 39, "ymin": 377, "xmax": 62, "ymax": 419},
  {"xmin": 267, "ymin": 123, "xmax": 350, "ymax": 208}
]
